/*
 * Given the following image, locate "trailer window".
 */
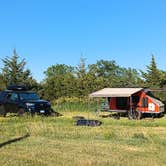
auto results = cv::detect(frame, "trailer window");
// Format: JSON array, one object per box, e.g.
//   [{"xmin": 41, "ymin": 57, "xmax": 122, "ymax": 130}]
[
  {"xmin": 142, "ymin": 97, "xmax": 148, "ymax": 107},
  {"xmin": 116, "ymin": 97, "xmax": 128, "ymax": 109}
]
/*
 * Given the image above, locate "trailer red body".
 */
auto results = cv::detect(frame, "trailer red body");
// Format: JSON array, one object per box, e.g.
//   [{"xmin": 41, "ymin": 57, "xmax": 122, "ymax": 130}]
[
  {"xmin": 109, "ymin": 91, "xmax": 164, "ymax": 113},
  {"xmin": 89, "ymin": 88, "xmax": 164, "ymax": 118}
]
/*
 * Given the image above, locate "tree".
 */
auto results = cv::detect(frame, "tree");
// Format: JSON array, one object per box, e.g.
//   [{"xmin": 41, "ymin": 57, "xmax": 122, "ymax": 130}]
[
  {"xmin": 75, "ymin": 57, "xmax": 89, "ymax": 96},
  {"xmin": 88, "ymin": 60, "xmax": 120, "ymax": 89},
  {"xmin": 0, "ymin": 73, "xmax": 6, "ymax": 90},
  {"xmin": 141, "ymin": 55, "xmax": 166, "ymax": 103},
  {"xmin": 141, "ymin": 55, "xmax": 162, "ymax": 88},
  {"xmin": 115, "ymin": 67, "xmax": 144, "ymax": 87},
  {"xmin": 1, "ymin": 49, "xmax": 36, "ymax": 87},
  {"xmin": 159, "ymin": 71, "xmax": 166, "ymax": 88},
  {"xmin": 43, "ymin": 64, "xmax": 76, "ymax": 100}
]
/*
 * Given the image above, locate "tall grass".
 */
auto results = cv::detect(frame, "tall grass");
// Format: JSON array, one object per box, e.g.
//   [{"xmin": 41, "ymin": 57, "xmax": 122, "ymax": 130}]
[
  {"xmin": 53, "ymin": 97, "xmax": 98, "ymax": 112},
  {"xmin": 54, "ymin": 102, "xmax": 89, "ymax": 112},
  {"xmin": 53, "ymin": 96, "xmax": 107, "ymax": 113}
]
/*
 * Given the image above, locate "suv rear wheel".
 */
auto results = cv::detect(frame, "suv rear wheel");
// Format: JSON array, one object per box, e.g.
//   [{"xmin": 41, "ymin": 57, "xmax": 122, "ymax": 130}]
[{"xmin": 0, "ymin": 105, "xmax": 7, "ymax": 117}]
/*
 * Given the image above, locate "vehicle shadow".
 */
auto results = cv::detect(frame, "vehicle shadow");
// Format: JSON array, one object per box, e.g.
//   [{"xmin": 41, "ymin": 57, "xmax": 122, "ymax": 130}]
[{"xmin": 0, "ymin": 133, "xmax": 30, "ymax": 148}]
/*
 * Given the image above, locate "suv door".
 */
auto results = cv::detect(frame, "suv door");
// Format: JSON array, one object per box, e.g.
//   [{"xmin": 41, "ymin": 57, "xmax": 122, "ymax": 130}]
[{"xmin": 4, "ymin": 92, "xmax": 20, "ymax": 113}]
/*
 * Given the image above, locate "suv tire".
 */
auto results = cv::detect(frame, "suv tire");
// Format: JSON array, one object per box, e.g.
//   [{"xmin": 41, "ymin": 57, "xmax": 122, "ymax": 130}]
[
  {"xmin": 18, "ymin": 108, "xmax": 25, "ymax": 117},
  {"xmin": 0, "ymin": 105, "xmax": 7, "ymax": 117}
]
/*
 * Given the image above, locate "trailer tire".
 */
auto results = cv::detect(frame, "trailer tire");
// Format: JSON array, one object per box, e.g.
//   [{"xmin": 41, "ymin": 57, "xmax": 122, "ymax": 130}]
[
  {"xmin": 128, "ymin": 110, "xmax": 142, "ymax": 120},
  {"xmin": 128, "ymin": 111, "xmax": 134, "ymax": 120},
  {"xmin": 135, "ymin": 110, "xmax": 142, "ymax": 120}
]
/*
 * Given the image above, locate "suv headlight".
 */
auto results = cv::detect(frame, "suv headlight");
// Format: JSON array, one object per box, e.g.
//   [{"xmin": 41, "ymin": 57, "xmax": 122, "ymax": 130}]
[
  {"xmin": 26, "ymin": 103, "xmax": 35, "ymax": 107},
  {"xmin": 47, "ymin": 102, "xmax": 51, "ymax": 106}
]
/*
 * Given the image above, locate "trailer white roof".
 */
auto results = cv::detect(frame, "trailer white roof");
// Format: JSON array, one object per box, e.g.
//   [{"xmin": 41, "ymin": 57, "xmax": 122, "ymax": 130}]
[{"xmin": 89, "ymin": 88, "xmax": 143, "ymax": 97}]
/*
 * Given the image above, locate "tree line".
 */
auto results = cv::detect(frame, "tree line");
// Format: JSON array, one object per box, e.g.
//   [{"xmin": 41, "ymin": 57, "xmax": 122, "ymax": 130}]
[{"xmin": 0, "ymin": 49, "xmax": 166, "ymax": 103}]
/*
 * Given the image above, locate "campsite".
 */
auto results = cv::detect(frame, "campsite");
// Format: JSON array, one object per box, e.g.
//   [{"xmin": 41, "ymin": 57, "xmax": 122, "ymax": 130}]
[
  {"xmin": 0, "ymin": 54, "xmax": 165, "ymax": 166},
  {"xmin": 0, "ymin": 87, "xmax": 166, "ymax": 166},
  {"xmin": 0, "ymin": 89, "xmax": 166, "ymax": 165},
  {"xmin": 1, "ymin": 1, "xmax": 166, "ymax": 165}
]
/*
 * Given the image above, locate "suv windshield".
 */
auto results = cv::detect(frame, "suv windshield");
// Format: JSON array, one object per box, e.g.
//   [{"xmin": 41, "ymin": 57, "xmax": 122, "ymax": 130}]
[{"xmin": 19, "ymin": 93, "xmax": 40, "ymax": 100}]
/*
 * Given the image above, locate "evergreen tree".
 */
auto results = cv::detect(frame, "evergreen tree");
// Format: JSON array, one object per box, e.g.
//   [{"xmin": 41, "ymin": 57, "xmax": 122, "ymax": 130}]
[
  {"xmin": 0, "ymin": 73, "xmax": 6, "ymax": 90},
  {"xmin": 159, "ymin": 71, "xmax": 166, "ymax": 88},
  {"xmin": 141, "ymin": 55, "xmax": 162, "ymax": 88},
  {"xmin": 1, "ymin": 49, "xmax": 36, "ymax": 87},
  {"xmin": 75, "ymin": 57, "xmax": 89, "ymax": 96}
]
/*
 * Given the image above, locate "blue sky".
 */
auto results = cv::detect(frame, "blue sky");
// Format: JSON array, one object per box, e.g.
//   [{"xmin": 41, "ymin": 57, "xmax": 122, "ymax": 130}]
[{"xmin": 0, "ymin": 0, "xmax": 166, "ymax": 82}]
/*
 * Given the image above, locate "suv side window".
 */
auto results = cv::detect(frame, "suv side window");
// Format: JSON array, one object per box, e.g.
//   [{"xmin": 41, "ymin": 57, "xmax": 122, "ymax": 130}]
[{"xmin": 9, "ymin": 93, "xmax": 19, "ymax": 101}]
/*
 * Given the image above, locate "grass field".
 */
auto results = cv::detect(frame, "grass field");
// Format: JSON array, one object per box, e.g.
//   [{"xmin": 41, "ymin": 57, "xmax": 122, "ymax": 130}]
[{"xmin": 0, "ymin": 108, "xmax": 166, "ymax": 166}]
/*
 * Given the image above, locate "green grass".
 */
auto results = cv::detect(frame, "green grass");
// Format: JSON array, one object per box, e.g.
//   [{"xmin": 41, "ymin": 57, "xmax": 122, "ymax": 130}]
[{"xmin": 0, "ymin": 108, "xmax": 166, "ymax": 166}]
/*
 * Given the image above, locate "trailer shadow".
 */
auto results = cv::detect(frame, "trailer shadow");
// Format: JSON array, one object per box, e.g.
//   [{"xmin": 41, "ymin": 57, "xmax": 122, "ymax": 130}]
[{"xmin": 0, "ymin": 133, "xmax": 30, "ymax": 148}]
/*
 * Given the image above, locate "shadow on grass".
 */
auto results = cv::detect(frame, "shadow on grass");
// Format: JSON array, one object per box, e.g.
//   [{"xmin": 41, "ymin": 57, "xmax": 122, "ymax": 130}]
[{"xmin": 0, "ymin": 133, "xmax": 30, "ymax": 148}]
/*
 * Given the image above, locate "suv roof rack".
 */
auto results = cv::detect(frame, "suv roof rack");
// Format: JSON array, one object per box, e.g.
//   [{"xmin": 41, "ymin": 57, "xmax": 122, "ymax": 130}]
[{"xmin": 7, "ymin": 85, "xmax": 28, "ymax": 91}]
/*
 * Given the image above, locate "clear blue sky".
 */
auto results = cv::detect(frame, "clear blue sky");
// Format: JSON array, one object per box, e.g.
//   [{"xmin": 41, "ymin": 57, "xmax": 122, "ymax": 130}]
[{"xmin": 0, "ymin": 0, "xmax": 166, "ymax": 82}]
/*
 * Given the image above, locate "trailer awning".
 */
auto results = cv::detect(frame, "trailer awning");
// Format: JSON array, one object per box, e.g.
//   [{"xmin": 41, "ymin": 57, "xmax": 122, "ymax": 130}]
[{"xmin": 89, "ymin": 88, "xmax": 143, "ymax": 98}]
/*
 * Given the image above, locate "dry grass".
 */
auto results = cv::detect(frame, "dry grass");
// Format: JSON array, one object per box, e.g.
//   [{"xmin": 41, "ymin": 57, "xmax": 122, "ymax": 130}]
[{"xmin": 0, "ymin": 111, "xmax": 166, "ymax": 166}]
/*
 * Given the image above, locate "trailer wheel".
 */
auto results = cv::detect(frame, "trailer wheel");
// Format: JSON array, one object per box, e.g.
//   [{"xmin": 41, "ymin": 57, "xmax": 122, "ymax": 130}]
[
  {"xmin": 128, "ymin": 110, "xmax": 142, "ymax": 120},
  {"xmin": 134, "ymin": 110, "xmax": 142, "ymax": 120},
  {"xmin": 128, "ymin": 111, "xmax": 134, "ymax": 120}
]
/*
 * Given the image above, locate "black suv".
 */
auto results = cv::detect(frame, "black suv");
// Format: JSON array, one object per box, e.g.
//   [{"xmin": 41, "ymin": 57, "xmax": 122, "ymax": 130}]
[{"xmin": 0, "ymin": 85, "xmax": 55, "ymax": 117}]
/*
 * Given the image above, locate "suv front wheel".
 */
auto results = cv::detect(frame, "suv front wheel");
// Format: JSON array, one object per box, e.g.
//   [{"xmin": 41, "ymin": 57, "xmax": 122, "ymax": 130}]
[{"xmin": 18, "ymin": 108, "xmax": 25, "ymax": 117}]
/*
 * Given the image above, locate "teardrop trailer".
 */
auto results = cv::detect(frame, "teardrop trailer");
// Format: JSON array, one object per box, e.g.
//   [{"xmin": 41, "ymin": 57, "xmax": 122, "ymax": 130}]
[{"xmin": 89, "ymin": 88, "xmax": 165, "ymax": 119}]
